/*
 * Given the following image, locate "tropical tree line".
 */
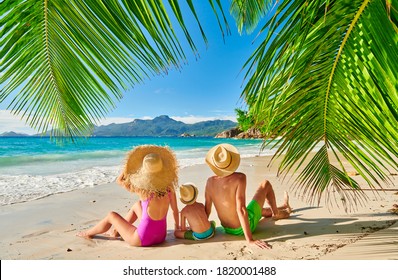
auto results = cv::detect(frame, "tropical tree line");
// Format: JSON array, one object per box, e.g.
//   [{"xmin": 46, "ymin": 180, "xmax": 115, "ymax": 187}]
[
  {"xmin": 235, "ymin": 108, "xmax": 255, "ymax": 132},
  {"xmin": 1, "ymin": 0, "xmax": 397, "ymax": 209}
]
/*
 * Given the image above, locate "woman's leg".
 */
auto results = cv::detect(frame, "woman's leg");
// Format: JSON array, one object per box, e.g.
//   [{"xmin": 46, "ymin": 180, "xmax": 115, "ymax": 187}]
[
  {"xmin": 77, "ymin": 211, "xmax": 141, "ymax": 246},
  {"xmin": 126, "ymin": 201, "xmax": 142, "ymax": 223},
  {"xmin": 107, "ymin": 202, "xmax": 141, "ymax": 237}
]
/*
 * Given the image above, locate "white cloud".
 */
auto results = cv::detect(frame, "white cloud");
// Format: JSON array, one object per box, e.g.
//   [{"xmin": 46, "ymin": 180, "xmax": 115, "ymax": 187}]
[
  {"xmin": 0, "ymin": 110, "xmax": 37, "ymax": 134},
  {"xmin": 154, "ymin": 88, "xmax": 173, "ymax": 94},
  {"xmin": 138, "ymin": 116, "xmax": 154, "ymax": 120}
]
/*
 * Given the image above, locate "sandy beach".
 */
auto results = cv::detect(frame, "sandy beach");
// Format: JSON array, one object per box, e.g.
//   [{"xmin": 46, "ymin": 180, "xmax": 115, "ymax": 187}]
[{"xmin": 1, "ymin": 155, "xmax": 397, "ymax": 261}]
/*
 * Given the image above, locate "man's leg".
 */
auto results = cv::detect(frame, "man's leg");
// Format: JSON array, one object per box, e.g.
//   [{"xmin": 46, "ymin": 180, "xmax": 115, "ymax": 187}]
[{"xmin": 251, "ymin": 179, "xmax": 291, "ymax": 219}]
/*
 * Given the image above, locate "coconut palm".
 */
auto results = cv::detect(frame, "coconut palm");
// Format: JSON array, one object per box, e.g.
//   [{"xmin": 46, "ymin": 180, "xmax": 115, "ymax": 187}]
[
  {"xmin": 1, "ymin": 0, "xmax": 229, "ymax": 136},
  {"xmin": 1, "ymin": 0, "xmax": 397, "ymax": 208},
  {"xmin": 237, "ymin": 0, "xmax": 398, "ymax": 210}
]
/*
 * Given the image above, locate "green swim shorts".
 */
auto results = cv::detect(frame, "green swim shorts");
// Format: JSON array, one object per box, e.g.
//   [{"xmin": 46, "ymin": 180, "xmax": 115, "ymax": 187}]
[{"xmin": 223, "ymin": 200, "xmax": 262, "ymax": 236}]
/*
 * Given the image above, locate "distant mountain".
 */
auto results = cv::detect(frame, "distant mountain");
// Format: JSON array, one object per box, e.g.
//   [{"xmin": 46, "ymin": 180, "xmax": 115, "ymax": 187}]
[
  {"xmin": 93, "ymin": 115, "xmax": 237, "ymax": 137},
  {"xmin": 0, "ymin": 131, "xmax": 30, "ymax": 137},
  {"xmin": 1, "ymin": 116, "xmax": 237, "ymax": 137}
]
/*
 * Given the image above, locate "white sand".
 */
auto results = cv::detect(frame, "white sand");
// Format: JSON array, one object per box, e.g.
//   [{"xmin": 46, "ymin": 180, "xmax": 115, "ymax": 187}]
[{"xmin": 0, "ymin": 155, "xmax": 397, "ymax": 260}]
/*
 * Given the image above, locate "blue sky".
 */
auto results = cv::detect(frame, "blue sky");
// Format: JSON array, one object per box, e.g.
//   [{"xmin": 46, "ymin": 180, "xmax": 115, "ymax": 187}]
[{"xmin": 0, "ymin": 2, "xmax": 265, "ymax": 134}]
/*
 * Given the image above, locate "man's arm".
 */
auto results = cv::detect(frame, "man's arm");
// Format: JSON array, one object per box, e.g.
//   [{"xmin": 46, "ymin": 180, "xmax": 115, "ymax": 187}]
[{"xmin": 235, "ymin": 174, "xmax": 253, "ymax": 241}]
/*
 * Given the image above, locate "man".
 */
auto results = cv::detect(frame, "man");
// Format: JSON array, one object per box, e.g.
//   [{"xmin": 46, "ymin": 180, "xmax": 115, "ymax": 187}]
[{"xmin": 204, "ymin": 143, "xmax": 291, "ymax": 249}]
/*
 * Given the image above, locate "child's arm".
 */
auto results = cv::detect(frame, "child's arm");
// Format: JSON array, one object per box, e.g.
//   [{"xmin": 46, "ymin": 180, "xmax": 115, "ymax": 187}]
[
  {"xmin": 169, "ymin": 190, "xmax": 180, "ymax": 229},
  {"xmin": 174, "ymin": 210, "xmax": 187, "ymax": 239},
  {"xmin": 180, "ymin": 211, "xmax": 187, "ymax": 231},
  {"xmin": 204, "ymin": 179, "xmax": 213, "ymax": 218}
]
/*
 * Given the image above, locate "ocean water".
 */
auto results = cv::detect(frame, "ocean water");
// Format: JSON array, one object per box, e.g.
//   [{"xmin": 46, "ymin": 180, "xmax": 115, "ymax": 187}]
[{"xmin": 0, "ymin": 137, "xmax": 275, "ymax": 206}]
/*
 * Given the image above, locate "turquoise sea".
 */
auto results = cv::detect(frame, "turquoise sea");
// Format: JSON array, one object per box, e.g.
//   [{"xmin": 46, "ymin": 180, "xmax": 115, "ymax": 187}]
[{"xmin": 0, "ymin": 137, "xmax": 274, "ymax": 206}]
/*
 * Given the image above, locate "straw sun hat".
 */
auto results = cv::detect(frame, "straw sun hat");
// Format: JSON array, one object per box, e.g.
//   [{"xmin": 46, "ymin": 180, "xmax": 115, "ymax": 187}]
[
  {"xmin": 205, "ymin": 143, "xmax": 240, "ymax": 177},
  {"xmin": 120, "ymin": 145, "xmax": 178, "ymax": 196},
  {"xmin": 179, "ymin": 183, "xmax": 198, "ymax": 205}
]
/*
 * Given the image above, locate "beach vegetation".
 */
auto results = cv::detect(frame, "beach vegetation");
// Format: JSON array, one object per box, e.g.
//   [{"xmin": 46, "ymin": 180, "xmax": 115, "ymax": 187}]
[
  {"xmin": 235, "ymin": 108, "xmax": 254, "ymax": 132},
  {"xmin": 235, "ymin": 0, "xmax": 398, "ymax": 210},
  {"xmin": 1, "ymin": 0, "xmax": 397, "ymax": 209}
]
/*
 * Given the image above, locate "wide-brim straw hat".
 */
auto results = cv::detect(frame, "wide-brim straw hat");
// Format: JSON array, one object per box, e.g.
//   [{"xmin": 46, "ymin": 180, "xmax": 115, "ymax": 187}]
[
  {"xmin": 120, "ymin": 145, "xmax": 178, "ymax": 196},
  {"xmin": 205, "ymin": 143, "xmax": 240, "ymax": 177},
  {"xmin": 179, "ymin": 183, "xmax": 198, "ymax": 205}
]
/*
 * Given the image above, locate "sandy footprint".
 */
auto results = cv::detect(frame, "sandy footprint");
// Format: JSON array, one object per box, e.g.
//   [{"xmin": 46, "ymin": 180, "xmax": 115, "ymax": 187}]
[{"xmin": 22, "ymin": 230, "xmax": 49, "ymax": 238}]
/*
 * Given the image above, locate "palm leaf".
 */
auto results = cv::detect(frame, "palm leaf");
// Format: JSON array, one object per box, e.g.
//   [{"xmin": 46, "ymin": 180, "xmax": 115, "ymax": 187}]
[
  {"xmin": 230, "ymin": 0, "xmax": 275, "ymax": 34},
  {"xmin": 0, "ymin": 0, "xmax": 228, "ymax": 138},
  {"xmin": 241, "ymin": 0, "xmax": 398, "ymax": 209}
]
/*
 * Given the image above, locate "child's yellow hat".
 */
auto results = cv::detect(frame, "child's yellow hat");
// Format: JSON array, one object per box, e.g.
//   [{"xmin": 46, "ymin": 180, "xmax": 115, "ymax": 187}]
[{"xmin": 179, "ymin": 183, "xmax": 198, "ymax": 205}]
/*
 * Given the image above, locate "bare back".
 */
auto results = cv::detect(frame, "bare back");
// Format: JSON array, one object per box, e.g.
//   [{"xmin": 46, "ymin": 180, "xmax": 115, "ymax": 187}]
[
  {"xmin": 205, "ymin": 172, "xmax": 246, "ymax": 229},
  {"xmin": 181, "ymin": 202, "xmax": 210, "ymax": 233},
  {"xmin": 141, "ymin": 190, "xmax": 178, "ymax": 221},
  {"xmin": 146, "ymin": 195, "xmax": 170, "ymax": 220}
]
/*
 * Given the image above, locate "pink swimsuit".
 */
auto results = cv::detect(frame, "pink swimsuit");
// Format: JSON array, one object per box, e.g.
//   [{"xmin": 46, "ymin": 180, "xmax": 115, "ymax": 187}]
[{"xmin": 137, "ymin": 195, "xmax": 167, "ymax": 246}]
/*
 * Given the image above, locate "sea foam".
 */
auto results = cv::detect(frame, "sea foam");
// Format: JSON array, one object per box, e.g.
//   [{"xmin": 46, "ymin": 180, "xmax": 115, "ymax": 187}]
[
  {"xmin": 0, "ymin": 166, "xmax": 120, "ymax": 205},
  {"xmin": 0, "ymin": 137, "xmax": 267, "ymax": 205}
]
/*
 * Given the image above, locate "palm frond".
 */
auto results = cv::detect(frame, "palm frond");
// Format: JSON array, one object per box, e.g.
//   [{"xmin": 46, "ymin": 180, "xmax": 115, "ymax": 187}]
[
  {"xmin": 0, "ymin": 0, "xmax": 228, "ymax": 138},
  {"xmin": 230, "ymin": 0, "xmax": 275, "ymax": 34},
  {"xmin": 242, "ymin": 0, "xmax": 398, "ymax": 208}
]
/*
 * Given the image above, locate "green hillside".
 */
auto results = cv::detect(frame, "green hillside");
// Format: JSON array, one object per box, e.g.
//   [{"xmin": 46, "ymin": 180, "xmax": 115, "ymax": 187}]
[{"xmin": 93, "ymin": 115, "xmax": 237, "ymax": 137}]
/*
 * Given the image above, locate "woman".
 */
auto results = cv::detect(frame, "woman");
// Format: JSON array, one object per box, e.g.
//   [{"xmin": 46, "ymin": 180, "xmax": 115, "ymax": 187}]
[{"xmin": 77, "ymin": 145, "xmax": 180, "ymax": 247}]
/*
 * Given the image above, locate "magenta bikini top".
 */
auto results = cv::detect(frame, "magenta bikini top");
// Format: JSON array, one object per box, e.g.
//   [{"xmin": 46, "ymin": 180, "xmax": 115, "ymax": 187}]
[{"xmin": 137, "ymin": 194, "xmax": 169, "ymax": 247}]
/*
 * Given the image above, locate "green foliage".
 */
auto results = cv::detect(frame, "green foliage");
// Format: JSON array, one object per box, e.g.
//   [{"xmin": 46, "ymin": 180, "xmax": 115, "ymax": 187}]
[
  {"xmin": 238, "ymin": 0, "xmax": 398, "ymax": 210},
  {"xmin": 234, "ymin": 108, "xmax": 254, "ymax": 131},
  {"xmin": 0, "ymin": 0, "xmax": 228, "ymax": 138},
  {"xmin": 230, "ymin": 0, "xmax": 272, "ymax": 34}
]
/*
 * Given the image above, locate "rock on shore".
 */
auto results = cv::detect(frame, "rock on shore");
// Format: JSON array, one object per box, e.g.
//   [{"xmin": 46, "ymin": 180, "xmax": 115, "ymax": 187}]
[{"xmin": 215, "ymin": 127, "xmax": 264, "ymax": 139}]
